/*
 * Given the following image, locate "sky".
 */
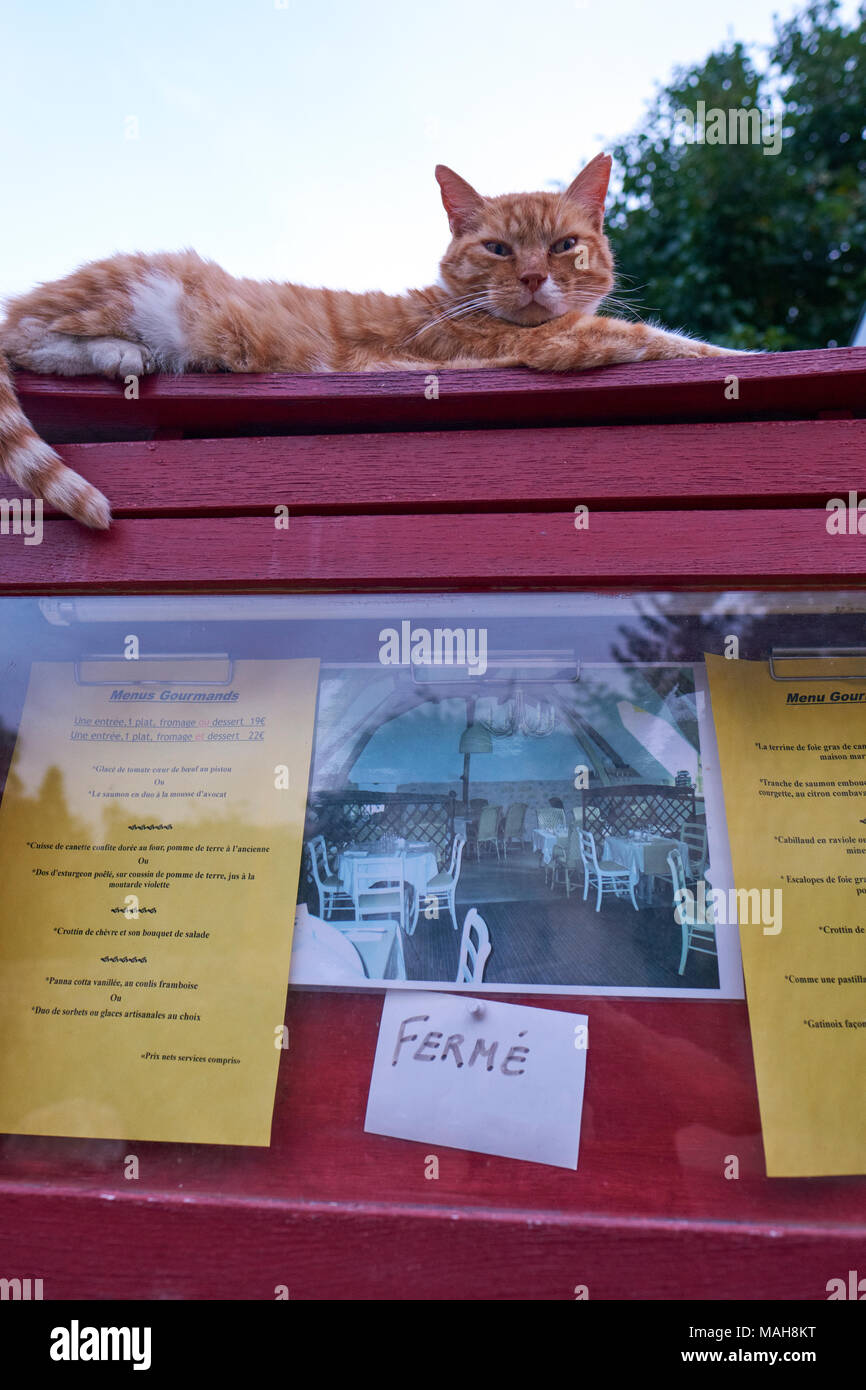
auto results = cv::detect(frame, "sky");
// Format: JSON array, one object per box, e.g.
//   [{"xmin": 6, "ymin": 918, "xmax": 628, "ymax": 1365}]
[{"xmin": 0, "ymin": 0, "xmax": 861, "ymax": 301}]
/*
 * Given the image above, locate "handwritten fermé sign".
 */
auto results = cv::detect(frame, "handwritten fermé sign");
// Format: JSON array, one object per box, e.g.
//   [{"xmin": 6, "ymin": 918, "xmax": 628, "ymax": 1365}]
[{"xmin": 365, "ymin": 991, "xmax": 588, "ymax": 1169}]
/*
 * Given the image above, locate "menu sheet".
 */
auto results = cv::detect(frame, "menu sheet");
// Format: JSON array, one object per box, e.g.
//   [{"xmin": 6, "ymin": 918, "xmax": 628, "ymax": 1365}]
[
  {"xmin": 0, "ymin": 658, "xmax": 319, "ymax": 1146},
  {"xmin": 706, "ymin": 654, "xmax": 866, "ymax": 1176}
]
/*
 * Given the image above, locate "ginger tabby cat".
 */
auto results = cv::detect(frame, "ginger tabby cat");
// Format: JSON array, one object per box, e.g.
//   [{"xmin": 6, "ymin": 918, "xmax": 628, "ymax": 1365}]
[{"xmin": 0, "ymin": 154, "xmax": 736, "ymax": 529}]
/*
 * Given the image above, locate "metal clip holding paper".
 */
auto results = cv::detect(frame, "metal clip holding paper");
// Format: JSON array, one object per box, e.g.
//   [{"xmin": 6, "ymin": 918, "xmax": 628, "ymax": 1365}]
[
  {"xmin": 74, "ymin": 653, "xmax": 235, "ymax": 687},
  {"xmin": 768, "ymin": 647, "xmax": 866, "ymax": 682}
]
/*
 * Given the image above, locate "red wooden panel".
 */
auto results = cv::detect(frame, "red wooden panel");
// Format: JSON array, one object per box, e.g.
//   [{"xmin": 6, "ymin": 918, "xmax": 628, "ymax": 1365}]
[
  {"xmin": 2, "ymin": 418, "xmax": 863, "ymax": 516},
  {"xmin": 14, "ymin": 346, "xmax": 866, "ymax": 442},
  {"xmin": 3, "ymin": 992, "xmax": 862, "ymax": 1225},
  {"xmin": 4, "ymin": 1188, "xmax": 865, "ymax": 1300},
  {"xmin": 6, "ymin": 1186, "xmax": 866, "ymax": 1300},
  {"xmin": 1, "ymin": 509, "xmax": 863, "ymax": 593},
  {"xmin": 2, "ymin": 350, "xmax": 866, "ymax": 1302},
  {"xmin": 1, "ymin": 991, "xmax": 864, "ymax": 1299}
]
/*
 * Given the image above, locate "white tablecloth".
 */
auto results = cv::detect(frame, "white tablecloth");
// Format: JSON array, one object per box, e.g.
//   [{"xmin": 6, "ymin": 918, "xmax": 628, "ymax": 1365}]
[
  {"xmin": 532, "ymin": 828, "xmax": 568, "ymax": 864},
  {"xmin": 602, "ymin": 835, "xmax": 690, "ymax": 887},
  {"xmin": 338, "ymin": 848, "xmax": 438, "ymax": 901}
]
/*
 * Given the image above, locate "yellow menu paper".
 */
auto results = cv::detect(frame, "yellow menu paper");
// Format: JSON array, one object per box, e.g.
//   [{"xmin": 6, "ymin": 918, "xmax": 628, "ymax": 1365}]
[
  {"xmin": 706, "ymin": 653, "xmax": 866, "ymax": 1176},
  {"xmin": 0, "ymin": 658, "xmax": 319, "ymax": 1146}
]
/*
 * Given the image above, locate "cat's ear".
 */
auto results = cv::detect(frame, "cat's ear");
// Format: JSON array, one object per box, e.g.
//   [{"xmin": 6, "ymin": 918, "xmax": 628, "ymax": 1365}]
[
  {"xmin": 435, "ymin": 165, "xmax": 484, "ymax": 236},
  {"xmin": 563, "ymin": 153, "xmax": 612, "ymax": 230}
]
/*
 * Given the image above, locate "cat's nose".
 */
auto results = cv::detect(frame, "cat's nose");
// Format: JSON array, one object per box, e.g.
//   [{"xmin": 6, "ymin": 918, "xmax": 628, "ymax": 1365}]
[{"xmin": 520, "ymin": 273, "xmax": 547, "ymax": 294}]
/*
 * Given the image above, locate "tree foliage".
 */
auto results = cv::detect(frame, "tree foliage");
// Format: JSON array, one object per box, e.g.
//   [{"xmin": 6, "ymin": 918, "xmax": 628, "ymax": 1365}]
[{"xmin": 601, "ymin": 1, "xmax": 866, "ymax": 348}]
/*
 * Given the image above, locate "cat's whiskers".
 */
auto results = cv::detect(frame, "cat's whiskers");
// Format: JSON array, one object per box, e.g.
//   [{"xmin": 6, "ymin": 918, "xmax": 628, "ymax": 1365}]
[
  {"xmin": 567, "ymin": 288, "xmax": 609, "ymax": 314},
  {"xmin": 406, "ymin": 293, "xmax": 488, "ymax": 334},
  {"xmin": 600, "ymin": 274, "xmax": 656, "ymax": 323},
  {"xmin": 600, "ymin": 281, "xmax": 655, "ymax": 323},
  {"xmin": 403, "ymin": 293, "xmax": 491, "ymax": 344}
]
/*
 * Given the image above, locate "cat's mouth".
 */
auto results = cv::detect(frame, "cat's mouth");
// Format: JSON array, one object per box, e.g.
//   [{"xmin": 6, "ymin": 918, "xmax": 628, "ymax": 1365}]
[
  {"xmin": 492, "ymin": 300, "xmax": 565, "ymax": 327},
  {"xmin": 487, "ymin": 282, "xmax": 573, "ymax": 326},
  {"xmin": 491, "ymin": 286, "xmax": 609, "ymax": 326}
]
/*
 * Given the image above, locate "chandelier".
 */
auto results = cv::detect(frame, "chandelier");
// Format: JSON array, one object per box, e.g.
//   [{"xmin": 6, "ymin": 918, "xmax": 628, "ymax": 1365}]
[{"xmin": 476, "ymin": 689, "xmax": 556, "ymax": 738}]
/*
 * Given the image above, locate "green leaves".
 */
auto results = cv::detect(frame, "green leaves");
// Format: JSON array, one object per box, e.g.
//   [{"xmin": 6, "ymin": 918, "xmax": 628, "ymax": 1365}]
[{"xmin": 601, "ymin": 2, "xmax": 866, "ymax": 349}]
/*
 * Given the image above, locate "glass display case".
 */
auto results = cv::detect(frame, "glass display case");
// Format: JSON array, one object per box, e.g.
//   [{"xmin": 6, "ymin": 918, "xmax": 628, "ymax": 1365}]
[{"xmin": 2, "ymin": 588, "xmax": 865, "ymax": 1302}]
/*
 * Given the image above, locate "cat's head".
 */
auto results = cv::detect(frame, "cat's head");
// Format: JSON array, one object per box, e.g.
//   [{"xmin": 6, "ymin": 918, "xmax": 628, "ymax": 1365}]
[{"xmin": 435, "ymin": 154, "xmax": 614, "ymax": 326}]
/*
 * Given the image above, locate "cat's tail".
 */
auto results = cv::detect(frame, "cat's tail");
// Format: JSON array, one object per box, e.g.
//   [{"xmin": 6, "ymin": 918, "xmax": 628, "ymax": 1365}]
[{"xmin": 0, "ymin": 349, "xmax": 112, "ymax": 528}]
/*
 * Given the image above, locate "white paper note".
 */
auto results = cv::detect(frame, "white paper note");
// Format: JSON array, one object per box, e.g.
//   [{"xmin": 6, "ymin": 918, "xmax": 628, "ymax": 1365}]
[{"xmin": 365, "ymin": 990, "xmax": 588, "ymax": 1169}]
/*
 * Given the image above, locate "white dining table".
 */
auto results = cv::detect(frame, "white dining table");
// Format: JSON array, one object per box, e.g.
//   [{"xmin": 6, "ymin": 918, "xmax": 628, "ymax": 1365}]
[
  {"xmin": 532, "ymin": 828, "xmax": 568, "ymax": 864},
  {"xmin": 602, "ymin": 834, "xmax": 691, "ymax": 888},
  {"xmin": 338, "ymin": 846, "xmax": 439, "ymax": 901}
]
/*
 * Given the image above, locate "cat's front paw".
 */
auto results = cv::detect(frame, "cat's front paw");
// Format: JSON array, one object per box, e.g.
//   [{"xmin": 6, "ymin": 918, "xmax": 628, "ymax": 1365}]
[
  {"xmin": 660, "ymin": 332, "xmax": 738, "ymax": 359},
  {"xmin": 87, "ymin": 338, "xmax": 155, "ymax": 377},
  {"xmin": 516, "ymin": 335, "xmax": 571, "ymax": 372},
  {"xmin": 693, "ymin": 342, "xmax": 751, "ymax": 358}
]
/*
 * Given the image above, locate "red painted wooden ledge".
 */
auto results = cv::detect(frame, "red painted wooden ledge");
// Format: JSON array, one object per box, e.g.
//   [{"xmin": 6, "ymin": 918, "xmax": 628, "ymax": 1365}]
[
  {"xmin": 1, "ymin": 419, "xmax": 864, "ymax": 516},
  {"xmin": 2, "ymin": 348, "xmax": 866, "ymax": 592},
  {"xmin": 14, "ymin": 346, "xmax": 866, "ymax": 436}
]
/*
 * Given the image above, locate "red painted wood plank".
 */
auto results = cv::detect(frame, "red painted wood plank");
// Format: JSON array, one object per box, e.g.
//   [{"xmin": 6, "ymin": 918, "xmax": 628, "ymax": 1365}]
[
  {"xmin": 2, "ymin": 1186, "xmax": 864, "ymax": 1299},
  {"xmin": 4, "ymin": 992, "xmax": 863, "ymax": 1226},
  {"xmin": 2, "ymin": 418, "xmax": 863, "ymax": 516},
  {"xmin": 1, "ymin": 510, "xmax": 864, "ymax": 592},
  {"xmin": 1, "ymin": 990, "xmax": 864, "ymax": 1298},
  {"xmin": 14, "ymin": 347, "xmax": 866, "ymax": 442}
]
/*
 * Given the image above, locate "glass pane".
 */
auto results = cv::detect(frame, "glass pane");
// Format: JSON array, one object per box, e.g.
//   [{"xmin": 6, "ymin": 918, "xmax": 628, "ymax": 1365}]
[{"xmin": 1, "ymin": 590, "xmax": 865, "ymax": 1224}]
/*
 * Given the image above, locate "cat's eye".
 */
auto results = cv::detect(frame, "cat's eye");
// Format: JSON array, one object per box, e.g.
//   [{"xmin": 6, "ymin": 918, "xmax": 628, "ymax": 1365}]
[
  {"xmin": 483, "ymin": 241, "xmax": 513, "ymax": 257},
  {"xmin": 552, "ymin": 237, "xmax": 579, "ymax": 254}
]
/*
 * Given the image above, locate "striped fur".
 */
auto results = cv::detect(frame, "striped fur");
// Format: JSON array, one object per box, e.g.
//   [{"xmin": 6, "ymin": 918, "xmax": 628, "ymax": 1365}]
[
  {"xmin": 0, "ymin": 350, "xmax": 111, "ymax": 528},
  {"xmin": 0, "ymin": 155, "xmax": 736, "ymax": 528}
]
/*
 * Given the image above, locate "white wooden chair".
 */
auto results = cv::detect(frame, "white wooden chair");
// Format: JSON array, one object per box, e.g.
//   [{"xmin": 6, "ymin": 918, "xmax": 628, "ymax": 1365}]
[
  {"xmin": 682, "ymin": 823, "xmax": 709, "ymax": 880},
  {"xmin": 456, "ymin": 908, "xmax": 492, "ymax": 984},
  {"xmin": 422, "ymin": 834, "xmax": 466, "ymax": 931},
  {"xmin": 475, "ymin": 805, "xmax": 501, "ymax": 860},
  {"xmin": 668, "ymin": 848, "xmax": 717, "ymax": 975},
  {"xmin": 340, "ymin": 921, "xmax": 406, "ymax": 980},
  {"xmin": 352, "ymin": 856, "xmax": 417, "ymax": 934},
  {"xmin": 307, "ymin": 835, "xmax": 353, "ymax": 919},
  {"xmin": 549, "ymin": 823, "xmax": 584, "ymax": 896},
  {"xmin": 578, "ymin": 830, "xmax": 638, "ymax": 912},
  {"xmin": 335, "ymin": 856, "xmax": 413, "ymax": 979}
]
